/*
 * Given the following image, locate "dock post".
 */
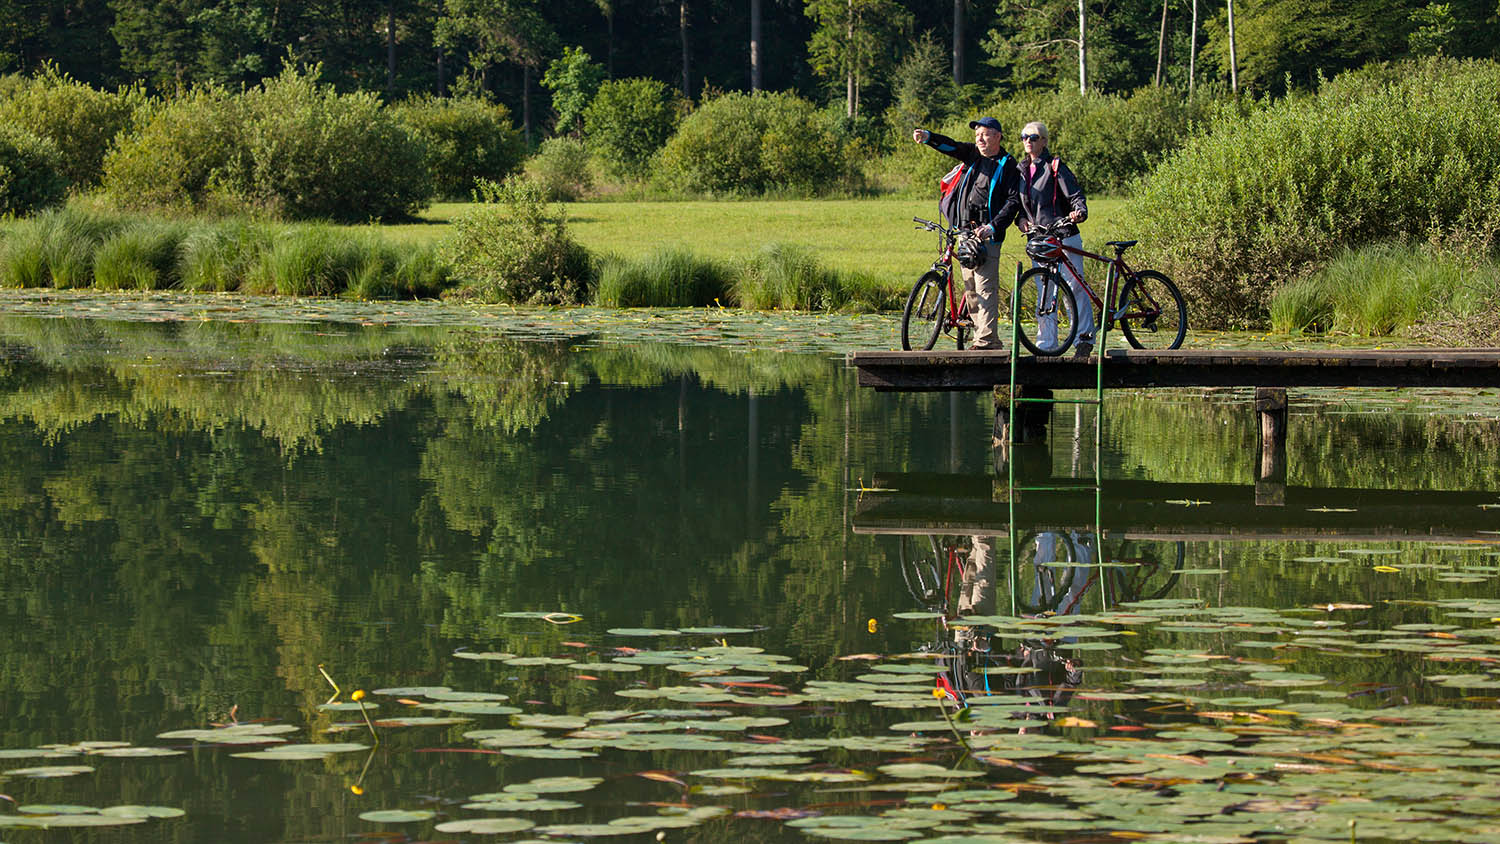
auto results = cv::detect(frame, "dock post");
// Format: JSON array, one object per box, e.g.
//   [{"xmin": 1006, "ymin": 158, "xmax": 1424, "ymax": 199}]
[
  {"xmin": 993, "ymin": 385, "xmax": 1053, "ymax": 446},
  {"xmin": 1254, "ymin": 387, "xmax": 1288, "ymax": 506}
]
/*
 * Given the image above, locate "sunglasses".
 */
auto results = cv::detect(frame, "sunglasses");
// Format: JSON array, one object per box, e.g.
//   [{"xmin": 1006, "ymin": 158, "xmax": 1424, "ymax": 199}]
[{"xmin": 1021, "ymin": 134, "xmax": 1046, "ymax": 142}]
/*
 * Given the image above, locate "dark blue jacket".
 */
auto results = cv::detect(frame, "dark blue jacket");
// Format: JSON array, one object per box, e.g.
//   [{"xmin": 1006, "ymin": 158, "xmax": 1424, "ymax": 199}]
[{"xmin": 923, "ymin": 132, "xmax": 1021, "ymax": 245}]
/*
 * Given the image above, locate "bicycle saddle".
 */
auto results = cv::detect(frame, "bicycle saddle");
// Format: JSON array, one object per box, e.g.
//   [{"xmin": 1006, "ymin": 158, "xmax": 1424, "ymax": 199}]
[{"xmin": 1105, "ymin": 240, "xmax": 1138, "ymax": 250}]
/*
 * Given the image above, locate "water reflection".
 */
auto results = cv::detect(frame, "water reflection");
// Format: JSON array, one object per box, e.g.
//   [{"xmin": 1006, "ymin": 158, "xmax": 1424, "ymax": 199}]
[{"xmin": 4, "ymin": 313, "xmax": 1500, "ymax": 842}]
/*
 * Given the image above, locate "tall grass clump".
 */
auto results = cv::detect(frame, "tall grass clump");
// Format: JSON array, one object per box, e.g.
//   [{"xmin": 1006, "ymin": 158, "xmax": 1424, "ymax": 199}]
[
  {"xmin": 0, "ymin": 207, "xmax": 127, "ymax": 288},
  {"xmin": 245, "ymin": 225, "xmax": 371, "ymax": 296},
  {"xmin": 179, "ymin": 220, "xmax": 271, "ymax": 291},
  {"xmin": 1268, "ymin": 243, "xmax": 1459, "ymax": 335},
  {"xmin": 442, "ymin": 176, "xmax": 591, "ymax": 304},
  {"xmin": 1126, "ymin": 57, "xmax": 1500, "ymax": 328},
  {"xmin": 594, "ymin": 249, "xmax": 729, "ymax": 306},
  {"xmin": 733, "ymin": 243, "xmax": 891, "ymax": 311},
  {"xmin": 93, "ymin": 221, "xmax": 192, "ymax": 290}
]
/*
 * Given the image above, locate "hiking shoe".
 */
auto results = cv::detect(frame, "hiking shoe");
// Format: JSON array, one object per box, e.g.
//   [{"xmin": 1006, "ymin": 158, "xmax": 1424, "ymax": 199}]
[{"xmin": 1072, "ymin": 341, "xmax": 1094, "ymax": 358}]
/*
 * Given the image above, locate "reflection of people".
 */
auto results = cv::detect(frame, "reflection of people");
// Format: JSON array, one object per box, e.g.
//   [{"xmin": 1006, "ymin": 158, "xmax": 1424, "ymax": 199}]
[
  {"xmin": 911, "ymin": 119, "xmax": 1021, "ymax": 350},
  {"xmin": 946, "ymin": 535, "xmax": 1084, "ymax": 713},
  {"xmin": 1015, "ymin": 121, "xmax": 1093, "ymax": 357}
]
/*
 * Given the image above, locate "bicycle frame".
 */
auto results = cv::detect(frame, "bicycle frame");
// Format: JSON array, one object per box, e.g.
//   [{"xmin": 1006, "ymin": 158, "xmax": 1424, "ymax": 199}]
[
  {"xmin": 1028, "ymin": 234, "xmax": 1162, "ymax": 328},
  {"xmin": 918, "ymin": 218, "xmax": 965, "ymax": 331}
]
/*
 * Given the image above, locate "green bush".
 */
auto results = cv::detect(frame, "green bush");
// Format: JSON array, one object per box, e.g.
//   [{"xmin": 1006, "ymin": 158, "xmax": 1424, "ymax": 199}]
[
  {"xmin": 524, "ymin": 137, "xmax": 595, "ymax": 201},
  {"xmin": 654, "ymin": 92, "xmax": 853, "ymax": 196},
  {"xmin": 1126, "ymin": 57, "xmax": 1500, "ymax": 328},
  {"xmin": 442, "ymin": 176, "xmax": 591, "ymax": 304},
  {"xmin": 594, "ymin": 248, "xmax": 729, "ymax": 307},
  {"xmin": 392, "ymin": 95, "xmax": 525, "ymax": 199},
  {"xmin": 0, "ymin": 65, "xmax": 143, "ymax": 189},
  {"xmin": 583, "ymin": 78, "xmax": 683, "ymax": 180},
  {"xmin": 101, "ymin": 85, "xmax": 247, "ymax": 213},
  {"xmin": 93, "ymin": 221, "xmax": 191, "ymax": 290},
  {"xmin": 236, "ymin": 65, "xmax": 433, "ymax": 221},
  {"xmin": 0, "ymin": 124, "xmax": 67, "ymax": 216}
]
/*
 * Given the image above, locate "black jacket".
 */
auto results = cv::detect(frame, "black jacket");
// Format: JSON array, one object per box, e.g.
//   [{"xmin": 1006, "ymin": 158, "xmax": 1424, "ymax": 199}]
[
  {"xmin": 1017, "ymin": 152, "xmax": 1087, "ymax": 238},
  {"xmin": 923, "ymin": 132, "xmax": 1021, "ymax": 245}
]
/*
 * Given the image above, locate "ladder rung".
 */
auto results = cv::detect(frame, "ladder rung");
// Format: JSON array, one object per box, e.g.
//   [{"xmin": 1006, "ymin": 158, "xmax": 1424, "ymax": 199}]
[
  {"xmin": 1013, "ymin": 397, "xmax": 1102, "ymax": 406},
  {"xmin": 1011, "ymin": 484, "xmax": 1102, "ymax": 493}
]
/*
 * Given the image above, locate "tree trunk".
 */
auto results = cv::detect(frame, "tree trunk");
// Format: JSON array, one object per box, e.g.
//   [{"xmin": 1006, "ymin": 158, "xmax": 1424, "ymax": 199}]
[
  {"xmin": 522, "ymin": 64, "xmax": 532, "ymax": 147},
  {"xmin": 606, "ymin": 7, "xmax": 616, "ymax": 77},
  {"xmin": 437, "ymin": 50, "xmax": 446, "ymax": 96},
  {"xmin": 386, "ymin": 0, "xmax": 396, "ymax": 97},
  {"xmin": 1188, "ymin": 0, "xmax": 1197, "ymax": 93},
  {"xmin": 845, "ymin": 0, "xmax": 855, "ymax": 118},
  {"xmin": 680, "ymin": 0, "xmax": 691, "ymax": 98},
  {"xmin": 952, "ymin": 0, "xmax": 964, "ymax": 86},
  {"xmin": 1077, "ymin": 0, "xmax": 1087, "ymax": 93},
  {"xmin": 1154, "ymin": 0, "xmax": 1167, "ymax": 86},
  {"xmin": 1226, "ymin": 0, "xmax": 1238, "ymax": 92},
  {"xmin": 750, "ymin": 0, "xmax": 762, "ymax": 90}
]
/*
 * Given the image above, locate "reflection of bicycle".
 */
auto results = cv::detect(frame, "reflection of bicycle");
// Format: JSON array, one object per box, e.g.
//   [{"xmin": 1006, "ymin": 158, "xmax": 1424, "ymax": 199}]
[
  {"xmin": 1015, "ymin": 531, "xmax": 1184, "ymax": 615},
  {"xmin": 1016, "ymin": 219, "xmax": 1189, "ymax": 355},
  {"xmin": 899, "ymin": 533, "xmax": 966, "ymax": 611},
  {"xmin": 902, "ymin": 217, "xmax": 971, "ymax": 351}
]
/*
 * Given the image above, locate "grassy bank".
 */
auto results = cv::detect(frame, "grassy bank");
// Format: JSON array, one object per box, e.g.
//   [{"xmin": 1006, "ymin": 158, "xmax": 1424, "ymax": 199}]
[{"xmin": 385, "ymin": 197, "xmax": 1130, "ymax": 284}]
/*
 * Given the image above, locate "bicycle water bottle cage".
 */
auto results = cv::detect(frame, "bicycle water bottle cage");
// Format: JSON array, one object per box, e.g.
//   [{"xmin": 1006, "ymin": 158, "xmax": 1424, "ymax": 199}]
[
  {"xmin": 1025, "ymin": 236, "xmax": 1063, "ymax": 261},
  {"xmin": 955, "ymin": 235, "xmax": 988, "ymax": 269}
]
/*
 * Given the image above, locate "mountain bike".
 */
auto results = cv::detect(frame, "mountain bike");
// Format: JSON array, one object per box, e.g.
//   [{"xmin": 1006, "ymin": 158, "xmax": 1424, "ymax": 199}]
[
  {"xmin": 905, "ymin": 217, "xmax": 1068, "ymax": 356},
  {"xmin": 902, "ymin": 217, "xmax": 970, "ymax": 351},
  {"xmin": 1019, "ymin": 220, "xmax": 1188, "ymax": 354}
]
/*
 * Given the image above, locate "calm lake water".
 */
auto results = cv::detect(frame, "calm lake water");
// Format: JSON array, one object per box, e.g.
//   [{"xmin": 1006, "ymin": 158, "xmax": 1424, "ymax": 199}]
[{"xmin": 2, "ymin": 298, "xmax": 1499, "ymax": 843}]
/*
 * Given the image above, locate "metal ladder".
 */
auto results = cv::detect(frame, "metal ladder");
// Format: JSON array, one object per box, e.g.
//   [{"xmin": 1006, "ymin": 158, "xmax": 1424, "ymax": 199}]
[{"xmin": 1004, "ymin": 262, "xmax": 1113, "ymax": 615}]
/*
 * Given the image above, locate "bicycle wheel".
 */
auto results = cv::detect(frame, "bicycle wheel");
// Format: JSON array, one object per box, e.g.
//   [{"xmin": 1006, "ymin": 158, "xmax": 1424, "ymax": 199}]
[
  {"xmin": 901, "ymin": 271, "xmax": 947, "ymax": 351},
  {"xmin": 1118, "ymin": 270, "xmax": 1187, "ymax": 350},
  {"xmin": 1012, "ymin": 268, "xmax": 1078, "ymax": 357},
  {"xmin": 1014, "ymin": 530, "xmax": 1079, "ymax": 616}
]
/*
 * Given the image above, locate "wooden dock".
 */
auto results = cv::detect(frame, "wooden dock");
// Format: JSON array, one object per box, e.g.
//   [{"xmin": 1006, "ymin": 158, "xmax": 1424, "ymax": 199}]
[
  {"xmin": 853, "ymin": 472, "xmax": 1500, "ymax": 544},
  {"xmin": 847, "ymin": 348, "xmax": 1500, "ymax": 392}
]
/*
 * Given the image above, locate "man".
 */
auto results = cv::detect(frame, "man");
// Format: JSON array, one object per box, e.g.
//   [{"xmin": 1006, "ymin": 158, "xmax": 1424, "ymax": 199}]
[{"xmin": 912, "ymin": 118, "xmax": 1020, "ymax": 350}]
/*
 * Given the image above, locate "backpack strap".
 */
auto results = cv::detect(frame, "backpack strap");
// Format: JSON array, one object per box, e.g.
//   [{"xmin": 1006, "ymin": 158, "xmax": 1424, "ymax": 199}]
[{"xmin": 984, "ymin": 154, "xmax": 1010, "ymax": 235}]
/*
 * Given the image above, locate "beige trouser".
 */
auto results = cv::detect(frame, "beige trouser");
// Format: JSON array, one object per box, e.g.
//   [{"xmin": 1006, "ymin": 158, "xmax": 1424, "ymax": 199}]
[{"xmin": 959, "ymin": 246, "xmax": 1003, "ymax": 349}]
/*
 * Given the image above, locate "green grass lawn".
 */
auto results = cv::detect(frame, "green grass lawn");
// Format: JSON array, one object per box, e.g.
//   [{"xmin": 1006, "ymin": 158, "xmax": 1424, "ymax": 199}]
[{"xmin": 383, "ymin": 196, "xmax": 1129, "ymax": 286}]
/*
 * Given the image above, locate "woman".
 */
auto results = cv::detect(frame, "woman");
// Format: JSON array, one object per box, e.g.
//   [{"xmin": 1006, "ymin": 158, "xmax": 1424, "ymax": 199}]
[{"xmin": 1015, "ymin": 122, "xmax": 1093, "ymax": 356}]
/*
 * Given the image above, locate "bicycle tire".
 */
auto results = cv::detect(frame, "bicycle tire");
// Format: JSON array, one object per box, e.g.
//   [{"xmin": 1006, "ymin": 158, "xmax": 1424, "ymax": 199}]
[
  {"xmin": 901, "ymin": 271, "xmax": 947, "ymax": 351},
  {"xmin": 1015, "ymin": 530, "xmax": 1079, "ymax": 616},
  {"xmin": 1106, "ymin": 539, "xmax": 1185, "ymax": 603},
  {"xmin": 1012, "ymin": 268, "xmax": 1078, "ymax": 357},
  {"xmin": 1118, "ymin": 270, "xmax": 1187, "ymax": 350}
]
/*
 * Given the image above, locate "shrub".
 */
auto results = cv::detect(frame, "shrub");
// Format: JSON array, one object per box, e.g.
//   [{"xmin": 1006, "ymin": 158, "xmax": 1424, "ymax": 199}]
[
  {"xmin": 93, "ymin": 221, "xmax": 191, "ymax": 290},
  {"xmin": 654, "ymin": 91, "xmax": 852, "ymax": 196},
  {"xmin": 594, "ymin": 248, "xmax": 730, "ymax": 306},
  {"xmin": 0, "ymin": 64, "xmax": 143, "ymax": 189},
  {"xmin": 442, "ymin": 176, "xmax": 591, "ymax": 304},
  {"xmin": 1126, "ymin": 57, "xmax": 1500, "ymax": 328},
  {"xmin": 541, "ymin": 47, "xmax": 605, "ymax": 137},
  {"xmin": 583, "ymin": 78, "xmax": 683, "ymax": 179},
  {"xmin": 0, "ymin": 124, "xmax": 67, "ymax": 216},
  {"xmin": 524, "ymin": 137, "xmax": 595, "ymax": 201},
  {"xmin": 392, "ymin": 95, "xmax": 525, "ymax": 199},
  {"xmin": 237, "ymin": 65, "xmax": 433, "ymax": 221},
  {"xmin": 101, "ymin": 85, "xmax": 247, "ymax": 213}
]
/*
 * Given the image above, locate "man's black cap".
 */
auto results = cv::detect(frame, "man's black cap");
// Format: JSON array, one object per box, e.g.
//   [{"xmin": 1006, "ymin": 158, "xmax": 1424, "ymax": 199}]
[{"xmin": 968, "ymin": 116, "xmax": 1003, "ymax": 132}]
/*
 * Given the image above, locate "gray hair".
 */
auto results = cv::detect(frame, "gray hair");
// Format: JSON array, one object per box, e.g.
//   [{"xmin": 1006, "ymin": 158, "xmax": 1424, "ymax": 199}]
[{"xmin": 1022, "ymin": 121, "xmax": 1049, "ymax": 140}]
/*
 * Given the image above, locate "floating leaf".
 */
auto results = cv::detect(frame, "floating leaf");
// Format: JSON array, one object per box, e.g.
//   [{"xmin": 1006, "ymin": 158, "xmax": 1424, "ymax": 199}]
[{"xmin": 358, "ymin": 809, "xmax": 435, "ymax": 823}]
